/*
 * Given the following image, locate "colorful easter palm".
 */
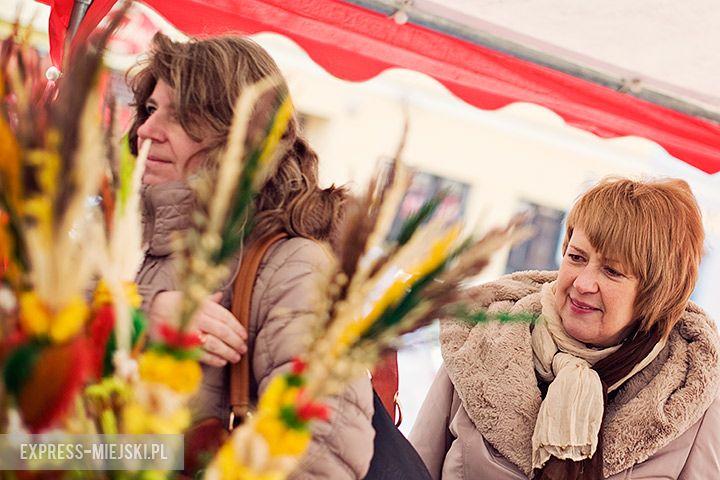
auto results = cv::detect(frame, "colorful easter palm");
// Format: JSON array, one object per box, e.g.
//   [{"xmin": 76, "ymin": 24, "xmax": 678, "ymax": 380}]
[
  {"xmin": 206, "ymin": 149, "xmax": 531, "ymax": 479},
  {"xmin": 0, "ymin": 17, "xmax": 122, "ymax": 433},
  {"xmin": 1, "ymin": 11, "xmax": 294, "ymax": 449}
]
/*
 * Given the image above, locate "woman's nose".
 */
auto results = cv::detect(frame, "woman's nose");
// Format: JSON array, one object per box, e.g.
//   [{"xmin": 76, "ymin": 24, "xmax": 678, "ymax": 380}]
[
  {"xmin": 573, "ymin": 266, "xmax": 599, "ymax": 294},
  {"xmin": 136, "ymin": 113, "xmax": 166, "ymax": 143}
]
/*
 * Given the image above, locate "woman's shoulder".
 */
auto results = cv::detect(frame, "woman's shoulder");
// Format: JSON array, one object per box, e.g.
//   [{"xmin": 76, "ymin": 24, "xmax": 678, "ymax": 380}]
[
  {"xmin": 247, "ymin": 237, "xmax": 334, "ymax": 334},
  {"xmin": 440, "ymin": 270, "xmax": 549, "ymax": 360},
  {"xmin": 263, "ymin": 236, "xmax": 334, "ymax": 272},
  {"xmin": 599, "ymin": 302, "xmax": 720, "ymax": 475},
  {"xmin": 250, "ymin": 236, "xmax": 335, "ymax": 304},
  {"xmin": 671, "ymin": 300, "xmax": 720, "ymax": 396},
  {"xmin": 678, "ymin": 301, "xmax": 720, "ymax": 346},
  {"xmin": 464, "ymin": 270, "xmax": 556, "ymax": 310}
]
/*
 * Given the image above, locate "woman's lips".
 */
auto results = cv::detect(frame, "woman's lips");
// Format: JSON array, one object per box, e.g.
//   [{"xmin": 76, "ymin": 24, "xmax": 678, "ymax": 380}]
[
  {"xmin": 147, "ymin": 156, "xmax": 172, "ymax": 164},
  {"xmin": 569, "ymin": 297, "xmax": 600, "ymax": 313}
]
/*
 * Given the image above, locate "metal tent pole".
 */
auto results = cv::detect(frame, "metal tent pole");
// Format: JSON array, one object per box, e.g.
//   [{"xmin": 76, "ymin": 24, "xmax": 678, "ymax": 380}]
[{"xmin": 66, "ymin": 0, "xmax": 94, "ymax": 45}]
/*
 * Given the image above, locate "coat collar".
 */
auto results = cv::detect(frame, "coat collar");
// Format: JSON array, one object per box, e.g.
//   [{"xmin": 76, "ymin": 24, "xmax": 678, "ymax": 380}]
[
  {"xmin": 440, "ymin": 270, "xmax": 720, "ymax": 477},
  {"xmin": 141, "ymin": 181, "xmax": 196, "ymax": 257}
]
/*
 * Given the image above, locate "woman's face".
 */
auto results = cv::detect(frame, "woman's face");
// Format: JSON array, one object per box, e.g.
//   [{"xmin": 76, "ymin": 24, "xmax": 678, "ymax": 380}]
[
  {"xmin": 554, "ymin": 227, "xmax": 639, "ymax": 348},
  {"xmin": 137, "ymin": 80, "xmax": 209, "ymax": 185}
]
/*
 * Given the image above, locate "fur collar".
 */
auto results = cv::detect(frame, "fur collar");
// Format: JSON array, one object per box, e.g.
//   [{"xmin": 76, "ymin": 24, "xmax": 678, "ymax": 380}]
[{"xmin": 440, "ymin": 270, "xmax": 720, "ymax": 477}]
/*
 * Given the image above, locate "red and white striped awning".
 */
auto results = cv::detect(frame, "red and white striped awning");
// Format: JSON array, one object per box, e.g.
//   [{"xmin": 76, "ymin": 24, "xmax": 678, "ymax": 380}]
[{"xmin": 39, "ymin": 0, "xmax": 720, "ymax": 174}]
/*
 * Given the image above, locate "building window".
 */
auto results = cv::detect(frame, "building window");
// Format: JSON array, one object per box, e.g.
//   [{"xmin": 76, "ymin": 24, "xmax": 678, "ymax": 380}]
[
  {"xmin": 505, "ymin": 202, "xmax": 565, "ymax": 273},
  {"xmin": 385, "ymin": 166, "xmax": 470, "ymax": 241}
]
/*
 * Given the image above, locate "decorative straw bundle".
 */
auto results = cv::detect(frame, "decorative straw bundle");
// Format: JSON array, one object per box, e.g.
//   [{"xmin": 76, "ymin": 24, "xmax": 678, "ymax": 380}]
[{"xmin": 206, "ymin": 135, "xmax": 532, "ymax": 480}]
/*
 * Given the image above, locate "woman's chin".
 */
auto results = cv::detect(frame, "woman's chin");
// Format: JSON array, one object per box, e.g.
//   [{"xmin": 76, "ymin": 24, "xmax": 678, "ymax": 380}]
[
  {"xmin": 142, "ymin": 172, "xmax": 173, "ymax": 185},
  {"xmin": 563, "ymin": 322, "xmax": 620, "ymax": 348},
  {"xmin": 561, "ymin": 317, "xmax": 599, "ymax": 345}
]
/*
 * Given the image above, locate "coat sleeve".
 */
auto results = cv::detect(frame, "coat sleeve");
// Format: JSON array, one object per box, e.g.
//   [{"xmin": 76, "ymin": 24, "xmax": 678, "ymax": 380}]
[
  {"xmin": 136, "ymin": 255, "xmax": 176, "ymax": 315},
  {"xmin": 409, "ymin": 364, "xmax": 456, "ymax": 480},
  {"xmin": 679, "ymin": 391, "xmax": 720, "ymax": 479},
  {"xmin": 251, "ymin": 239, "xmax": 375, "ymax": 480}
]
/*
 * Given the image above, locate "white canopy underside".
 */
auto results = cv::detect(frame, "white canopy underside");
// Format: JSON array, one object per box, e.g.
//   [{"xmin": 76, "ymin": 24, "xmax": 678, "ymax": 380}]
[{"xmin": 381, "ymin": 0, "xmax": 720, "ymax": 112}]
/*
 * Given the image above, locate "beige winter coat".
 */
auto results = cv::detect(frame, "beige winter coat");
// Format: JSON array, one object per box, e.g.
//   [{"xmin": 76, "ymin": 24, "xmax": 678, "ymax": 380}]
[
  {"xmin": 410, "ymin": 270, "xmax": 720, "ymax": 479},
  {"xmin": 136, "ymin": 182, "xmax": 375, "ymax": 479}
]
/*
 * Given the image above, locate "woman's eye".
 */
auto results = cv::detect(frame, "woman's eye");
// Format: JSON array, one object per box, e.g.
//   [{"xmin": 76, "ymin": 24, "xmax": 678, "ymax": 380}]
[
  {"xmin": 604, "ymin": 267, "xmax": 623, "ymax": 278},
  {"xmin": 568, "ymin": 253, "xmax": 584, "ymax": 263},
  {"xmin": 145, "ymin": 104, "xmax": 157, "ymax": 115}
]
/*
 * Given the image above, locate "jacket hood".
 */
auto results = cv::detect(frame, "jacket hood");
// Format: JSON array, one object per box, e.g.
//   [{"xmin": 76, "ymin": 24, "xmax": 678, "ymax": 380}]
[{"xmin": 440, "ymin": 270, "xmax": 720, "ymax": 477}]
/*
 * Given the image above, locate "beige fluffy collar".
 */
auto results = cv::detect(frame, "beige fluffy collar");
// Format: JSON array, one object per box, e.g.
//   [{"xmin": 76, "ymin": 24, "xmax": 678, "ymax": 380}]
[{"xmin": 440, "ymin": 270, "xmax": 720, "ymax": 477}]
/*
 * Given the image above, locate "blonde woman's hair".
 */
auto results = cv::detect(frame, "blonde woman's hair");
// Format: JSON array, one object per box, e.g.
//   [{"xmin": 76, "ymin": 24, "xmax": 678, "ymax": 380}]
[
  {"xmin": 128, "ymin": 33, "xmax": 346, "ymax": 242},
  {"xmin": 562, "ymin": 177, "xmax": 704, "ymax": 339}
]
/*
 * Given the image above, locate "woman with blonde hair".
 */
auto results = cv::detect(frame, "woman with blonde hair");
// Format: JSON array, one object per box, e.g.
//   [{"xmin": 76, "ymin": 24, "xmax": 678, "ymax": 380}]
[
  {"xmin": 130, "ymin": 33, "xmax": 374, "ymax": 478},
  {"xmin": 411, "ymin": 177, "xmax": 720, "ymax": 479}
]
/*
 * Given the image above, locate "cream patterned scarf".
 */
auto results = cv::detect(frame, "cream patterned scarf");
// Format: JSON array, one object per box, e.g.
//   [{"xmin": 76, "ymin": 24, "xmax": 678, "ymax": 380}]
[{"xmin": 530, "ymin": 282, "xmax": 666, "ymax": 470}]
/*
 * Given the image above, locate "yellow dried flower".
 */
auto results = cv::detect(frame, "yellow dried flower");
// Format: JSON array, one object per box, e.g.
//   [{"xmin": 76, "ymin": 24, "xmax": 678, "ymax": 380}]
[
  {"xmin": 123, "ymin": 402, "xmax": 191, "ymax": 435},
  {"xmin": 51, "ymin": 297, "xmax": 89, "ymax": 342},
  {"xmin": 334, "ymin": 224, "xmax": 461, "ymax": 351},
  {"xmin": 19, "ymin": 292, "xmax": 88, "ymax": 342},
  {"xmin": 0, "ymin": 110, "xmax": 21, "ymax": 206},
  {"xmin": 255, "ymin": 417, "xmax": 311, "ymax": 457},
  {"xmin": 257, "ymin": 97, "xmax": 294, "ymax": 168},
  {"xmin": 138, "ymin": 351, "xmax": 202, "ymax": 394},
  {"xmin": 215, "ymin": 441, "xmax": 285, "ymax": 480},
  {"xmin": 408, "ymin": 223, "xmax": 462, "ymax": 278},
  {"xmin": 24, "ymin": 147, "xmax": 61, "ymax": 242},
  {"xmin": 248, "ymin": 376, "xmax": 312, "ymax": 458},
  {"xmin": 92, "ymin": 280, "xmax": 142, "ymax": 309}
]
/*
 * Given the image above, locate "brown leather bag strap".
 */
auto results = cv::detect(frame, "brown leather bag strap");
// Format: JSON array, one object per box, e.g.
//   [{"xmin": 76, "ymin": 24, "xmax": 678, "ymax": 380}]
[{"xmin": 228, "ymin": 232, "xmax": 288, "ymax": 429}]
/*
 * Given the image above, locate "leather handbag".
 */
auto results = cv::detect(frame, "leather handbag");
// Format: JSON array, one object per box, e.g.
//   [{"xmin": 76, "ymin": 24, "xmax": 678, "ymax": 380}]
[
  {"xmin": 182, "ymin": 233, "xmax": 287, "ymax": 477},
  {"xmin": 363, "ymin": 389, "xmax": 432, "ymax": 480}
]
